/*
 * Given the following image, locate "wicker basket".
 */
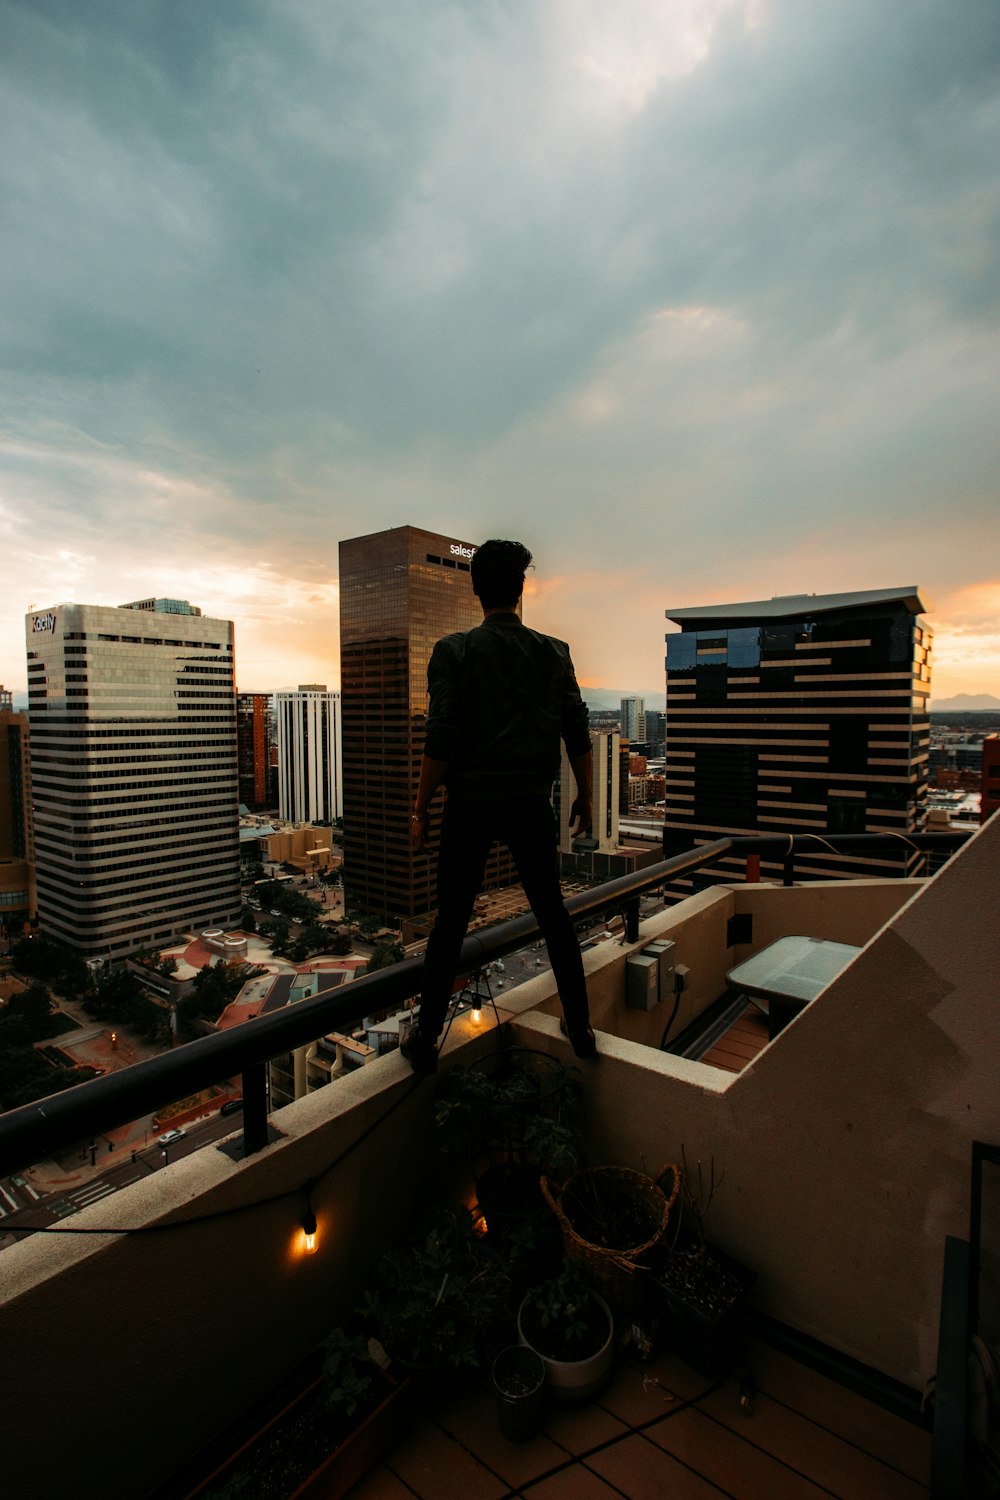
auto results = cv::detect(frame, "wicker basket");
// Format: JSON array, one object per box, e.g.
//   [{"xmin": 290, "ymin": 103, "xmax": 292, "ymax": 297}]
[{"xmin": 540, "ymin": 1164, "xmax": 680, "ymax": 1317}]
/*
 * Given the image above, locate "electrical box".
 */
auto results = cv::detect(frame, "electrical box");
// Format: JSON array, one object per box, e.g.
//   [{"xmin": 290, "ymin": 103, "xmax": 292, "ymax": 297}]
[
  {"xmin": 641, "ymin": 939, "xmax": 676, "ymax": 1003},
  {"xmin": 626, "ymin": 953, "xmax": 659, "ymax": 1011}
]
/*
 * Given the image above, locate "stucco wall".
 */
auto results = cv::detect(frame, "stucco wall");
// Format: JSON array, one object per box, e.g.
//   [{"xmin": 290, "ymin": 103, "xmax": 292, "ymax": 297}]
[{"xmin": 515, "ymin": 823, "xmax": 998, "ymax": 1389}]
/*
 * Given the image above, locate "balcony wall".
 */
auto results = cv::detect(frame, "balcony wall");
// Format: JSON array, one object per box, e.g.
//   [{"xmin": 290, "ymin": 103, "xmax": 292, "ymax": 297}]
[
  {"xmin": 1, "ymin": 827, "xmax": 995, "ymax": 1500},
  {"xmin": 510, "ymin": 817, "xmax": 999, "ymax": 1393},
  {"xmin": 1, "ymin": 1036, "xmax": 480, "ymax": 1500},
  {"xmin": 526, "ymin": 872, "xmax": 921, "ymax": 1051}
]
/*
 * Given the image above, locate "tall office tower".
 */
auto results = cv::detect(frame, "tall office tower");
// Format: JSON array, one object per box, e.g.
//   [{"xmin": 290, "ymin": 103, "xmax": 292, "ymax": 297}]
[
  {"xmin": 982, "ymin": 736, "xmax": 1000, "ymax": 825},
  {"xmin": 275, "ymin": 685, "xmax": 343, "ymax": 824},
  {"xmin": 618, "ymin": 741, "xmax": 631, "ymax": 817},
  {"xmin": 554, "ymin": 731, "xmax": 620, "ymax": 855},
  {"xmin": 25, "ymin": 600, "xmax": 241, "ymax": 958},
  {"xmin": 339, "ymin": 525, "xmax": 515, "ymax": 925},
  {"xmin": 0, "ymin": 684, "xmax": 35, "ymax": 937},
  {"xmin": 237, "ymin": 692, "xmax": 273, "ymax": 811},
  {"xmin": 644, "ymin": 709, "xmax": 667, "ymax": 756},
  {"xmin": 662, "ymin": 587, "xmax": 932, "ymax": 891},
  {"xmin": 619, "ymin": 696, "xmax": 645, "ymax": 742}
]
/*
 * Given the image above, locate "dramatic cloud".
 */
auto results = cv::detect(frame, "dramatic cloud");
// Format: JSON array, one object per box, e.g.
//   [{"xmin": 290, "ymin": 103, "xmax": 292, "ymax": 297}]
[{"xmin": 2, "ymin": 0, "xmax": 998, "ymax": 699}]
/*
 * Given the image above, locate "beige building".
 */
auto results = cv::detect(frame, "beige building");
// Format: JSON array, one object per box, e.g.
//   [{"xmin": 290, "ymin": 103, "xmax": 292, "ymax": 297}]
[
  {"xmin": 555, "ymin": 729, "xmax": 620, "ymax": 854},
  {"xmin": 264, "ymin": 825, "xmax": 337, "ymax": 873}
]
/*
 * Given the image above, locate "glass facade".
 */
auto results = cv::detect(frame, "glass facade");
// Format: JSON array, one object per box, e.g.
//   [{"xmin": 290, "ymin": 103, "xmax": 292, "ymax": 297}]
[
  {"xmin": 236, "ymin": 692, "xmax": 272, "ymax": 811},
  {"xmin": 339, "ymin": 526, "xmax": 515, "ymax": 923},
  {"xmin": 663, "ymin": 596, "xmax": 932, "ymax": 887},
  {"xmin": 25, "ymin": 602, "xmax": 241, "ymax": 957}
]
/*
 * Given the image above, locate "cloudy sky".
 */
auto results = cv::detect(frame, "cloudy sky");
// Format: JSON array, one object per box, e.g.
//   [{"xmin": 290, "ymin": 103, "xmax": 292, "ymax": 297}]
[{"xmin": 2, "ymin": 0, "xmax": 998, "ymax": 701}]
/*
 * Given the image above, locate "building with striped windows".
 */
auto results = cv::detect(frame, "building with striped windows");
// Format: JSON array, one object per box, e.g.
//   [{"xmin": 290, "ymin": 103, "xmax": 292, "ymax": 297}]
[
  {"xmin": 24, "ymin": 600, "xmax": 240, "ymax": 957},
  {"xmin": 662, "ymin": 587, "xmax": 932, "ymax": 892},
  {"xmin": 275, "ymin": 686, "xmax": 342, "ymax": 824}
]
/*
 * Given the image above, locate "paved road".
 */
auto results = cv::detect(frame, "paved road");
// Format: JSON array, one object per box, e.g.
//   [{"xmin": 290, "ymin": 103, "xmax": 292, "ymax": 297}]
[{"xmin": 0, "ymin": 1109, "xmax": 247, "ymax": 1248}]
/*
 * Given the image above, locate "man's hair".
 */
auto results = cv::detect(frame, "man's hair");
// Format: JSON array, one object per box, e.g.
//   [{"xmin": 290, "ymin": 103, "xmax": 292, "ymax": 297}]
[{"xmin": 471, "ymin": 539, "xmax": 532, "ymax": 608}]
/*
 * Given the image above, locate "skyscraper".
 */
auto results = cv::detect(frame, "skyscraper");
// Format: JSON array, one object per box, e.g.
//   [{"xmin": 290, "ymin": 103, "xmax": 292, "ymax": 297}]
[
  {"xmin": 25, "ymin": 599, "xmax": 240, "ymax": 957},
  {"xmin": 619, "ymin": 696, "xmax": 645, "ymax": 742},
  {"xmin": 662, "ymin": 587, "xmax": 932, "ymax": 890},
  {"xmin": 643, "ymin": 708, "xmax": 667, "ymax": 756},
  {"xmin": 276, "ymin": 686, "xmax": 343, "ymax": 824},
  {"xmin": 554, "ymin": 730, "xmax": 620, "ymax": 854},
  {"xmin": 339, "ymin": 525, "xmax": 514, "ymax": 925},
  {"xmin": 236, "ymin": 692, "xmax": 273, "ymax": 812},
  {"xmin": 0, "ymin": 684, "xmax": 34, "ymax": 939}
]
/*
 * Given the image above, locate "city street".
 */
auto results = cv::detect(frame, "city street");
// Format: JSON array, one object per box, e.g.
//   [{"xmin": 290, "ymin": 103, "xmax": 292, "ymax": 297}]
[{"xmin": 0, "ymin": 1108, "xmax": 245, "ymax": 1249}]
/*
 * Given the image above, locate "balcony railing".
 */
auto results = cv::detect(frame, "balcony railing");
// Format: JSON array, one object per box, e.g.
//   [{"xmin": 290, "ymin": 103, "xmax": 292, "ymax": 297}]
[{"xmin": 0, "ymin": 831, "xmax": 968, "ymax": 1178}]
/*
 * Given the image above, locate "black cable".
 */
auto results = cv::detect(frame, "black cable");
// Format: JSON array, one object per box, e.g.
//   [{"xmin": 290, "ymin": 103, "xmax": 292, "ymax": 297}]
[
  {"xmin": 658, "ymin": 979, "xmax": 682, "ymax": 1051},
  {"xmin": 8, "ymin": 960, "xmax": 521, "ymax": 1240},
  {"xmin": 4, "ymin": 1064, "xmax": 425, "ymax": 1238},
  {"xmin": 4, "ymin": 943, "xmax": 551, "ymax": 1242},
  {"xmin": 467, "ymin": 1364, "xmax": 732, "ymax": 1500}
]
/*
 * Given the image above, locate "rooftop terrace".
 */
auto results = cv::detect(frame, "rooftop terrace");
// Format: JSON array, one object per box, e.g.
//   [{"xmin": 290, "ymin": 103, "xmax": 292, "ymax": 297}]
[{"xmin": 1, "ymin": 825, "xmax": 996, "ymax": 1499}]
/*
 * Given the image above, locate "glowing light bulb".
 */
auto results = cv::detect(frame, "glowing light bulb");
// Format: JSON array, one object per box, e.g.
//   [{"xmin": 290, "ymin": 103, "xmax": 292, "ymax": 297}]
[
  {"xmin": 472, "ymin": 1004, "xmax": 482, "ymax": 1024},
  {"xmin": 302, "ymin": 1208, "xmax": 318, "ymax": 1254}
]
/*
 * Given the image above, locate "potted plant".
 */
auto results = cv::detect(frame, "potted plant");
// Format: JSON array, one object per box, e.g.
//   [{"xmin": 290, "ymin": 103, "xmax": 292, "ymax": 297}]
[
  {"xmin": 517, "ymin": 1260, "xmax": 615, "ymax": 1402},
  {"xmin": 645, "ymin": 1152, "xmax": 756, "ymax": 1377},
  {"xmin": 361, "ymin": 1205, "xmax": 511, "ymax": 1380},
  {"xmin": 434, "ymin": 1048, "xmax": 584, "ymax": 1246},
  {"xmin": 491, "ymin": 1345, "xmax": 547, "ymax": 1443}
]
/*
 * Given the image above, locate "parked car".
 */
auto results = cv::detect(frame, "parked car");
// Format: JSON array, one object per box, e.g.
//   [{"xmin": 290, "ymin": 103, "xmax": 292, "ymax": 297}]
[{"xmin": 157, "ymin": 1128, "xmax": 186, "ymax": 1147}]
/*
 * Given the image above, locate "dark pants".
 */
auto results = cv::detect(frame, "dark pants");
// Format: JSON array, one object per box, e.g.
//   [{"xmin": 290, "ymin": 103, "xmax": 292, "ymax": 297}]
[{"xmin": 417, "ymin": 795, "xmax": 590, "ymax": 1040}]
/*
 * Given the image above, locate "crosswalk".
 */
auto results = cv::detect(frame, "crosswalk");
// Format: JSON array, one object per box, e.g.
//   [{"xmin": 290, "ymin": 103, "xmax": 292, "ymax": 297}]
[{"xmin": 69, "ymin": 1180, "xmax": 118, "ymax": 1210}]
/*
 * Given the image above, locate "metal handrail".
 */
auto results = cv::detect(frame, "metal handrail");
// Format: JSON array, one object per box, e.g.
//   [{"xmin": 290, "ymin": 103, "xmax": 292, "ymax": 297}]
[{"xmin": 0, "ymin": 830, "xmax": 971, "ymax": 1177}]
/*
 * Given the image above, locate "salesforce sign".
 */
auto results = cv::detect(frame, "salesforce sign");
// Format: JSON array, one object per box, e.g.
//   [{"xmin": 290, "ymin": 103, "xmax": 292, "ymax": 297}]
[
  {"xmin": 449, "ymin": 544, "xmax": 476, "ymax": 559},
  {"xmin": 31, "ymin": 612, "xmax": 57, "ymax": 635}
]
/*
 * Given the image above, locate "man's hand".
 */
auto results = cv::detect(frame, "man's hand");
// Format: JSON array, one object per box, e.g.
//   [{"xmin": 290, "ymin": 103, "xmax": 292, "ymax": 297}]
[
  {"xmin": 568, "ymin": 748, "xmax": 593, "ymax": 839},
  {"xmin": 410, "ymin": 811, "xmax": 431, "ymax": 851},
  {"xmin": 568, "ymin": 795, "xmax": 592, "ymax": 839}
]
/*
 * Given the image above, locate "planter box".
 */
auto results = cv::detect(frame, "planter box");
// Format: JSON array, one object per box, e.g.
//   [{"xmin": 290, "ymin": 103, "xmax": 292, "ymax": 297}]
[
  {"xmin": 646, "ymin": 1245, "xmax": 756, "ymax": 1378},
  {"xmin": 175, "ymin": 1363, "xmax": 413, "ymax": 1500}
]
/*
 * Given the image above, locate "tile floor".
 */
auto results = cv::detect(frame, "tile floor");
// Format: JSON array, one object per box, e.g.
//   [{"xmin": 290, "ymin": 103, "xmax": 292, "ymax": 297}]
[{"xmin": 345, "ymin": 1338, "xmax": 931, "ymax": 1499}]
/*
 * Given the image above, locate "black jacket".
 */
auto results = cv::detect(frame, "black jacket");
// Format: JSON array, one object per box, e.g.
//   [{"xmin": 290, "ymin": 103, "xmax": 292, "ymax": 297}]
[{"xmin": 424, "ymin": 613, "xmax": 590, "ymax": 800}]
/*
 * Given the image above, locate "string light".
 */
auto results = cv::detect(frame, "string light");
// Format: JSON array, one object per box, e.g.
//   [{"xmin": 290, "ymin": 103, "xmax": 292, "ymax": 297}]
[{"xmin": 302, "ymin": 1207, "xmax": 318, "ymax": 1254}]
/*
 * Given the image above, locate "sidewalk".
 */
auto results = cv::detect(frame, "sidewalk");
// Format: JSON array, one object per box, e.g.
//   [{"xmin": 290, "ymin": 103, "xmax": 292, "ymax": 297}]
[{"xmin": 24, "ymin": 1021, "xmax": 165, "ymax": 1194}]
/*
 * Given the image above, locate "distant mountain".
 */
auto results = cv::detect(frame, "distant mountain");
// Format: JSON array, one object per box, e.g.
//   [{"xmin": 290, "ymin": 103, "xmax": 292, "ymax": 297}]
[
  {"xmin": 580, "ymin": 688, "xmax": 666, "ymax": 712},
  {"xmin": 931, "ymin": 694, "xmax": 1000, "ymax": 711}
]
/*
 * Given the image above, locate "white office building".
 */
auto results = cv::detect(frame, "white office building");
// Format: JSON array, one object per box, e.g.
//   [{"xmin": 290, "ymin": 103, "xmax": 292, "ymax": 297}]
[
  {"xmin": 619, "ymin": 696, "xmax": 646, "ymax": 742},
  {"xmin": 555, "ymin": 730, "xmax": 620, "ymax": 855},
  {"xmin": 276, "ymin": 686, "xmax": 343, "ymax": 824},
  {"xmin": 25, "ymin": 599, "xmax": 241, "ymax": 958}
]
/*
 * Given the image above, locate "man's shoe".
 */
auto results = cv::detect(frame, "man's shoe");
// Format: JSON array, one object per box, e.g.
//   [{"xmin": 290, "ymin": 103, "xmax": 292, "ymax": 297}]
[
  {"xmin": 400, "ymin": 1025, "xmax": 438, "ymax": 1076},
  {"xmin": 559, "ymin": 1019, "xmax": 598, "ymax": 1059}
]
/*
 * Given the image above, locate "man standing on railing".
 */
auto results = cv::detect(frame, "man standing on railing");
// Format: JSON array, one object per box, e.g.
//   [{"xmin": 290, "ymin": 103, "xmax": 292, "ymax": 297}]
[{"xmin": 401, "ymin": 538, "xmax": 597, "ymax": 1075}]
